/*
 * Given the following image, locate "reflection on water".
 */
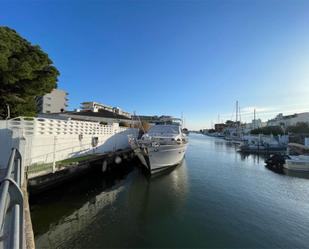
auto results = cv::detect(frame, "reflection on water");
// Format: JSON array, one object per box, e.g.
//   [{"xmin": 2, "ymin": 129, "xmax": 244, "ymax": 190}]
[
  {"xmin": 283, "ymin": 169, "xmax": 309, "ymax": 179},
  {"xmin": 31, "ymin": 134, "xmax": 309, "ymax": 248},
  {"xmin": 238, "ymin": 151, "xmax": 267, "ymax": 163},
  {"xmin": 33, "ymin": 182, "xmax": 125, "ymax": 248},
  {"xmin": 31, "ymin": 160, "xmax": 189, "ymax": 249},
  {"xmin": 30, "ymin": 166, "xmax": 133, "ymax": 248}
]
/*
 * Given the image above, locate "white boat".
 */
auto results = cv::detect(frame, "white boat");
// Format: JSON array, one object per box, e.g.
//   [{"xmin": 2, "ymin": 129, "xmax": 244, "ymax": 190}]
[
  {"xmin": 284, "ymin": 155, "xmax": 309, "ymax": 171},
  {"xmin": 239, "ymin": 135, "xmax": 287, "ymax": 153},
  {"xmin": 283, "ymin": 143, "xmax": 309, "ymax": 171},
  {"xmin": 129, "ymin": 122, "xmax": 188, "ymax": 174}
]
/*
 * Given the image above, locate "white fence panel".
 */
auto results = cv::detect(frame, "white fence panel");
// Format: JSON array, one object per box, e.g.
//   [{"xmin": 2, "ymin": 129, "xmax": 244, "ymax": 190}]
[{"xmin": 0, "ymin": 117, "xmax": 138, "ymax": 172}]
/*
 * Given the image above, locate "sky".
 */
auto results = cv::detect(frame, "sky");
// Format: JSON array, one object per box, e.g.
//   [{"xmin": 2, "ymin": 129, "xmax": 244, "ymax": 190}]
[{"xmin": 1, "ymin": 0, "xmax": 309, "ymax": 129}]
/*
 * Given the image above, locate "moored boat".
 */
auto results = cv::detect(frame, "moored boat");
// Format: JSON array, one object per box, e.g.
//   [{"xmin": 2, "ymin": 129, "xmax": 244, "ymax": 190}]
[
  {"xmin": 283, "ymin": 143, "xmax": 309, "ymax": 171},
  {"xmin": 284, "ymin": 155, "xmax": 309, "ymax": 171},
  {"xmin": 129, "ymin": 120, "xmax": 188, "ymax": 174},
  {"xmin": 239, "ymin": 135, "xmax": 287, "ymax": 154}
]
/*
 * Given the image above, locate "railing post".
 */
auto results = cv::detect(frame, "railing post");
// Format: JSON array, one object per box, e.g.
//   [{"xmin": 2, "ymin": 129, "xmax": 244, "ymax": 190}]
[{"xmin": 0, "ymin": 148, "xmax": 24, "ymax": 249}]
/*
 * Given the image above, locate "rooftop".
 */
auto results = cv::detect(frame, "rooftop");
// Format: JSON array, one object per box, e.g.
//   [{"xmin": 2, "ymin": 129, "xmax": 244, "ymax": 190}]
[{"xmin": 68, "ymin": 109, "xmax": 131, "ymax": 120}]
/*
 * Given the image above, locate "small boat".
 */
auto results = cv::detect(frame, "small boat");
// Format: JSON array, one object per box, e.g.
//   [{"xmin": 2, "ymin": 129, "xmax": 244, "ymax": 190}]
[
  {"xmin": 129, "ymin": 120, "xmax": 188, "ymax": 174},
  {"xmin": 239, "ymin": 135, "xmax": 287, "ymax": 153},
  {"xmin": 284, "ymin": 155, "xmax": 309, "ymax": 171},
  {"xmin": 283, "ymin": 143, "xmax": 309, "ymax": 171}
]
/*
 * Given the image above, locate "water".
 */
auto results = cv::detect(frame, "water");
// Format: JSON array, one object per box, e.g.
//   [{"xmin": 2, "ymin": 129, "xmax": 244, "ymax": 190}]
[{"xmin": 31, "ymin": 134, "xmax": 309, "ymax": 248}]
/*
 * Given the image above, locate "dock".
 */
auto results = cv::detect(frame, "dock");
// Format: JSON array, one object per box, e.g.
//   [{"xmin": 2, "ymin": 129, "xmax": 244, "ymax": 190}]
[{"xmin": 28, "ymin": 148, "xmax": 135, "ymax": 194}]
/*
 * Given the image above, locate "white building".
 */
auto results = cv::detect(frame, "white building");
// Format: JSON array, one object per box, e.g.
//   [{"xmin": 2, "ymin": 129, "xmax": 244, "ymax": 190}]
[
  {"xmin": 267, "ymin": 112, "xmax": 309, "ymax": 127},
  {"xmin": 81, "ymin": 102, "xmax": 113, "ymax": 112},
  {"xmin": 36, "ymin": 89, "xmax": 68, "ymax": 114},
  {"xmin": 81, "ymin": 102, "xmax": 131, "ymax": 118},
  {"xmin": 244, "ymin": 119, "xmax": 266, "ymax": 130}
]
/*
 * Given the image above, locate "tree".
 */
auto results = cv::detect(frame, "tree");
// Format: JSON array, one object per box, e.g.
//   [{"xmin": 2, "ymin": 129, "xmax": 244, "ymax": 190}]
[
  {"xmin": 250, "ymin": 126, "xmax": 284, "ymax": 135},
  {"xmin": 0, "ymin": 26, "xmax": 59, "ymax": 118},
  {"xmin": 286, "ymin": 122, "xmax": 309, "ymax": 134}
]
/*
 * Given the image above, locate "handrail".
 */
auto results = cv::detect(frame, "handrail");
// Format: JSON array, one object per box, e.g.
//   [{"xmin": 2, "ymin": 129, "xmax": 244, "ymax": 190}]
[{"xmin": 0, "ymin": 148, "xmax": 24, "ymax": 249}]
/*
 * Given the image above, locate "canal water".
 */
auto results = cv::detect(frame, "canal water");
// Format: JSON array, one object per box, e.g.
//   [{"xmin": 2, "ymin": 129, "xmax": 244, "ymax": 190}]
[{"xmin": 30, "ymin": 134, "xmax": 309, "ymax": 248}]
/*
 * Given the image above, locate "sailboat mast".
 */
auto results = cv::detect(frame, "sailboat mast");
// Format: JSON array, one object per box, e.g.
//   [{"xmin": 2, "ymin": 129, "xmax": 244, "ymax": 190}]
[
  {"xmin": 181, "ymin": 112, "xmax": 184, "ymax": 127},
  {"xmin": 239, "ymin": 106, "xmax": 241, "ymax": 123},
  {"xmin": 236, "ymin": 100, "xmax": 238, "ymax": 123},
  {"xmin": 253, "ymin": 108, "xmax": 256, "ymax": 129}
]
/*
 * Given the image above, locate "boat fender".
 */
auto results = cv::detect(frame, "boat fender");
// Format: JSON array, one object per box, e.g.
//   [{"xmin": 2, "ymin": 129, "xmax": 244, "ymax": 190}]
[
  {"xmin": 115, "ymin": 156, "xmax": 122, "ymax": 164},
  {"xmin": 102, "ymin": 160, "xmax": 107, "ymax": 172}
]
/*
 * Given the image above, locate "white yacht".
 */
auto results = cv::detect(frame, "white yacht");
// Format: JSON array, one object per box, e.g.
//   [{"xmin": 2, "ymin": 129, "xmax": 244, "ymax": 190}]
[{"xmin": 129, "ymin": 121, "xmax": 188, "ymax": 174}]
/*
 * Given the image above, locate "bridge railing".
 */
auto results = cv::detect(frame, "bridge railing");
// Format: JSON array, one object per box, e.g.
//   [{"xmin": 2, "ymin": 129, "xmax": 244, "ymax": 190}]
[{"xmin": 0, "ymin": 148, "xmax": 24, "ymax": 249}]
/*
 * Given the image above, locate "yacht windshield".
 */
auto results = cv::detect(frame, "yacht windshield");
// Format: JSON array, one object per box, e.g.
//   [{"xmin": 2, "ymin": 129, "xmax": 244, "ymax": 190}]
[{"xmin": 148, "ymin": 125, "xmax": 180, "ymax": 136}]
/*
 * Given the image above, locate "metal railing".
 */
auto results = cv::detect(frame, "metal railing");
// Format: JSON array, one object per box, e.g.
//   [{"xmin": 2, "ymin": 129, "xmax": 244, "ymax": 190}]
[{"xmin": 0, "ymin": 148, "xmax": 24, "ymax": 249}]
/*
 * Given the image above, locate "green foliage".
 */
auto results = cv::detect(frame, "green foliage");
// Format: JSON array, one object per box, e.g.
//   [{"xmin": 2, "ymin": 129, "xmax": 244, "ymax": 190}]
[
  {"xmin": 286, "ymin": 122, "xmax": 309, "ymax": 134},
  {"xmin": 250, "ymin": 126, "xmax": 284, "ymax": 135},
  {"xmin": 0, "ymin": 26, "xmax": 59, "ymax": 118},
  {"xmin": 251, "ymin": 123, "xmax": 309, "ymax": 135}
]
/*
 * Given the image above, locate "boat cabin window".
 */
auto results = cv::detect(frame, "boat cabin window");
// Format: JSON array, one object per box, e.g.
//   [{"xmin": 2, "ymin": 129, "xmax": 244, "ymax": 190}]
[{"xmin": 148, "ymin": 125, "xmax": 180, "ymax": 136}]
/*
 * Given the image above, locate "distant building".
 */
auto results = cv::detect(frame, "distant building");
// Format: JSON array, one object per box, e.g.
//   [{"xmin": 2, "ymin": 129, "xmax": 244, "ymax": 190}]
[
  {"xmin": 36, "ymin": 89, "xmax": 68, "ymax": 114},
  {"xmin": 81, "ymin": 102, "xmax": 132, "ymax": 118},
  {"xmin": 214, "ymin": 123, "xmax": 226, "ymax": 132},
  {"xmin": 81, "ymin": 102, "xmax": 113, "ymax": 112},
  {"xmin": 38, "ymin": 101, "xmax": 134, "ymax": 125},
  {"xmin": 267, "ymin": 112, "xmax": 309, "ymax": 127},
  {"xmin": 244, "ymin": 119, "xmax": 265, "ymax": 130}
]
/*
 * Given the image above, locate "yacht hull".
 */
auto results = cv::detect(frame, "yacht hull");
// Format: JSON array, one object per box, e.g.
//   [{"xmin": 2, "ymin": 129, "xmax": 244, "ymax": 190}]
[{"xmin": 135, "ymin": 144, "xmax": 187, "ymax": 174}]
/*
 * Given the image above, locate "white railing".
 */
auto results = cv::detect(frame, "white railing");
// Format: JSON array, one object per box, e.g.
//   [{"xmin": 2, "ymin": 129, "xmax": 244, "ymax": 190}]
[{"xmin": 0, "ymin": 148, "xmax": 23, "ymax": 249}]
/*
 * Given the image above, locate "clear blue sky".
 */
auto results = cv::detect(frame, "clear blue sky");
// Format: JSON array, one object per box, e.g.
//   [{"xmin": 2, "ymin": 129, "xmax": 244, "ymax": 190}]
[{"xmin": 2, "ymin": 0, "xmax": 309, "ymax": 129}]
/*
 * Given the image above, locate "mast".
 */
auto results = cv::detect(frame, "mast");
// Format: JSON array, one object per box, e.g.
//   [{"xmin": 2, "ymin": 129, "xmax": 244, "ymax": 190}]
[
  {"xmin": 239, "ymin": 106, "xmax": 241, "ymax": 123},
  {"xmin": 253, "ymin": 108, "xmax": 256, "ymax": 129},
  {"xmin": 239, "ymin": 105, "xmax": 242, "ymax": 136},
  {"xmin": 235, "ymin": 100, "xmax": 238, "ymax": 123},
  {"xmin": 181, "ymin": 112, "xmax": 184, "ymax": 127}
]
